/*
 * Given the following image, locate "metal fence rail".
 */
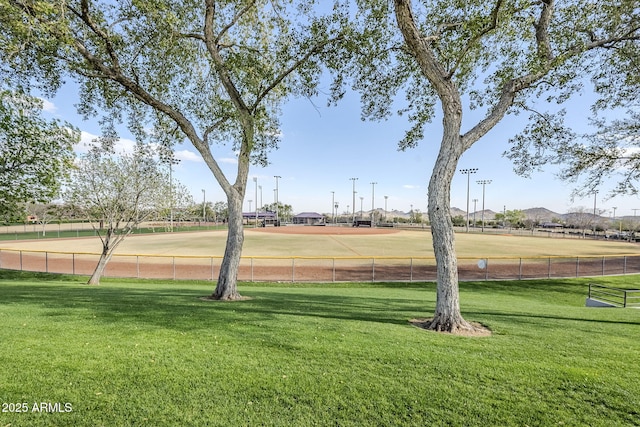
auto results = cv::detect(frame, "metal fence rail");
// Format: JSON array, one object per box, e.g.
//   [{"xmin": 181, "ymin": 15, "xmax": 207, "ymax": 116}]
[
  {"xmin": 2, "ymin": 248, "xmax": 640, "ymax": 282},
  {"xmin": 588, "ymin": 284, "xmax": 640, "ymax": 307}
]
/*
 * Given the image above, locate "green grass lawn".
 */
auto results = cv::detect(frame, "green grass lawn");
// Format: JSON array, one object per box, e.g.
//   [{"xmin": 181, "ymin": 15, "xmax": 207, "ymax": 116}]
[{"xmin": 1, "ymin": 271, "xmax": 639, "ymax": 426}]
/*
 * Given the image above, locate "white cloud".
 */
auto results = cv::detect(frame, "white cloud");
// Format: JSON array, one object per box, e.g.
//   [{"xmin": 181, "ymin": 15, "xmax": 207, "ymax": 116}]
[
  {"xmin": 175, "ymin": 149, "xmax": 203, "ymax": 163},
  {"xmin": 403, "ymin": 184, "xmax": 420, "ymax": 189},
  {"xmin": 220, "ymin": 157, "xmax": 238, "ymax": 164},
  {"xmin": 39, "ymin": 98, "xmax": 57, "ymax": 113},
  {"xmin": 75, "ymin": 131, "xmax": 136, "ymax": 154}
]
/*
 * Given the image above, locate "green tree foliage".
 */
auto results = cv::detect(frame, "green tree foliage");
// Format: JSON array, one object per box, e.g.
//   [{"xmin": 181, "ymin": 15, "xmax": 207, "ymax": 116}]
[
  {"xmin": 65, "ymin": 144, "xmax": 182, "ymax": 285},
  {"xmin": 347, "ymin": 0, "xmax": 640, "ymax": 332},
  {"xmin": 0, "ymin": 0, "xmax": 348, "ymax": 300},
  {"xmin": 0, "ymin": 90, "xmax": 78, "ymax": 222}
]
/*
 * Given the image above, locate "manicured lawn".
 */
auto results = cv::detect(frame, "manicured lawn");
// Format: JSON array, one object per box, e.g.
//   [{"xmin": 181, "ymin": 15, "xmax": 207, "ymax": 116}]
[{"xmin": 0, "ymin": 271, "xmax": 638, "ymax": 426}]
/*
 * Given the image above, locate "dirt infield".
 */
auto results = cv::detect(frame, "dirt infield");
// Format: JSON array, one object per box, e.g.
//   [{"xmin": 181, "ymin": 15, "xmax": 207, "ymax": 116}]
[{"xmin": 251, "ymin": 225, "xmax": 401, "ymax": 235}]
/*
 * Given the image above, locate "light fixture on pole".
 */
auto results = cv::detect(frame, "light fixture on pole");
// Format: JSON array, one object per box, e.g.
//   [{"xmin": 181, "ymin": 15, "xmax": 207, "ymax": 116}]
[
  {"xmin": 460, "ymin": 168, "xmax": 478, "ymax": 232},
  {"xmin": 476, "ymin": 180, "xmax": 492, "ymax": 232}
]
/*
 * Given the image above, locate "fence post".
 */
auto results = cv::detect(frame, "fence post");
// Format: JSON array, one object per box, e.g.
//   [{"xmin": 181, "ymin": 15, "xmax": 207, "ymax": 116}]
[
  {"xmin": 210, "ymin": 257, "xmax": 214, "ymax": 281},
  {"xmin": 292, "ymin": 258, "xmax": 295, "ymax": 282},
  {"xmin": 72, "ymin": 253, "xmax": 75, "ymax": 275},
  {"xmin": 410, "ymin": 258, "xmax": 413, "ymax": 282},
  {"xmin": 20, "ymin": 250, "xmax": 23, "ymax": 271},
  {"xmin": 485, "ymin": 258, "xmax": 489, "ymax": 281},
  {"xmin": 576, "ymin": 257, "xmax": 580, "ymax": 277},
  {"xmin": 602, "ymin": 256, "xmax": 605, "ymax": 276},
  {"xmin": 372, "ymin": 258, "xmax": 375, "ymax": 282},
  {"xmin": 548, "ymin": 257, "xmax": 551, "ymax": 279},
  {"xmin": 251, "ymin": 258, "xmax": 254, "ymax": 282},
  {"xmin": 173, "ymin": 257, "xmax": 176, "ymax": 280},
  {"xmin": 624, "ymin": 256, "xmax": 627, "ymax": 275},
  {"xmin": 136, "ymin": 256, "xmax": 140, "ymax": 278},
  {"xmin": 46, "ymin": 252, "xmax": 48, "ymax": 273},
  {"xmin": 519, "ymin": 258, "xmax": 522, "ymax": 280},
  {"xmin": 332, "ymin": 258, "xmax": 335, "ymax": 282}
]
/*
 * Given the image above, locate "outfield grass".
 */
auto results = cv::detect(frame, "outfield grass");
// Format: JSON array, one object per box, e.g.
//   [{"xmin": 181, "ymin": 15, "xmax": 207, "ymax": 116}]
[{"xmin": 1, "ymin": 271, "xmax": 639, "ymax": 426}]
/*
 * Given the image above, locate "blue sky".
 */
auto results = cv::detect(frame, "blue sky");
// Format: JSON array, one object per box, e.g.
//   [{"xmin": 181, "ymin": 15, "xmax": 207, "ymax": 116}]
[{"xmin": 40, "ymin": 81, "xmax": 640, "ymax": 218}]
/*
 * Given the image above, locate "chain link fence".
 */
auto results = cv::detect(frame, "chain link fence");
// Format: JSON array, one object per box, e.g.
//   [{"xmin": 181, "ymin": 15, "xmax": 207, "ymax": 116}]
[{"xmin": 2, "ymin": 248, "xmax": 640, "ymax": 282}]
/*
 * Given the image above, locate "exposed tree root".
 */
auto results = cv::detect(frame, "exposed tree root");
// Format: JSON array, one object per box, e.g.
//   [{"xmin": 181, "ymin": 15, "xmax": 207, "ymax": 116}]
[
  {"xmin": 409, "ymin": 317, "xmax": 491, "ymax": 337},
  {"xmin": 200, "ymin": 294, "xmax": 252, "ymax": 302}
]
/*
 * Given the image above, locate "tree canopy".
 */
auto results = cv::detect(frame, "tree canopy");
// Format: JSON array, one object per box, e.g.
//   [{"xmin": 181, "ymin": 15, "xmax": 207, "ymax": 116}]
[
  {"xmin": 0, "ymin": 0, "xmax": 349, "ymax": 298},
  {"xmin": 65, "ymin": 144, "xmax": 189, "ymax": 284},
  {"xmin": 0, "ymin": 90, "xmax": 78, "ymax": 222},
  {"xmin": 345, "ymin": 0, "xmax": 640, "ymax": 332}
]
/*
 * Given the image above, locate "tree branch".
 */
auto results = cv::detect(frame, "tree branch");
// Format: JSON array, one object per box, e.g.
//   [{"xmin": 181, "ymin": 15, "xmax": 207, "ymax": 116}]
[
  {"xmin": 251, "ymin": 35, "xmax": 344, "ymax": 111},
  {"xmin": 215, "ymin": 1, "xmax": 257, "ymax": 46},
  {"xmin": 446, "ymin": 0, "xmax": 504, "ymax": 79}
]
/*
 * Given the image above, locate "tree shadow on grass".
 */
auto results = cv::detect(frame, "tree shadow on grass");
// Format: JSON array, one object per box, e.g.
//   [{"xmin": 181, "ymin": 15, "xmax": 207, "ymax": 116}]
[{"xmin": 0, "ymin": 278, "xmax": 429, "ymax": 332}]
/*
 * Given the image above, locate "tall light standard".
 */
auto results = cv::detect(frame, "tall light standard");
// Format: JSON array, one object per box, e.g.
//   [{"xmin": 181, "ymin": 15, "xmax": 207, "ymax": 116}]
[
  {"xmin": 334, "ymin": 202, "xmax": 339, "ymax": 223},
  {"xmin": 350, "ymin": 177, "xmax": 358, "ymax": 224},
  {"xmin": 248, "ymin": 199, "xmax": 253, "ymax": 212},
  {"xmin": 258, "ymin": 185, "xmax": 262, "ymax": 212},
  {"xmin": 201, "ymin": 189, "xmax": 206, "ymax": 222},
  {"xmin": 476, "ymin": 180, "xmax": 492, "ymax": 232},
  {"xmin": 253, "ymin": 177, "xmax": 258, "ymax": 228},
  {"xmin": 331, "ymin": 191, "xmax": 335, "ymax": 223},
  {"xmin": 274, "ymin": 175, "xmax": 281, "ymax": 225},
  {"xmin": 384, "ymin": 195, "xmax": 388, "ymax": 222},
  {"xmin": 370, "ymin": 182, "xmax": 377, "ymax": 224},
  {"xmin": 359, "ymin": 196, "xmax": 364, "ymax": 219},
  {"xmin": 460, "ymin": 168, "xmax": 478, "ymax": 232},
  {"xmin": 472, "ymin": 198, "xmax": 478, "ymax": 228},
  {"xmin": 593, "ymin": 190, "xmax": 598, "ymax": 237}
]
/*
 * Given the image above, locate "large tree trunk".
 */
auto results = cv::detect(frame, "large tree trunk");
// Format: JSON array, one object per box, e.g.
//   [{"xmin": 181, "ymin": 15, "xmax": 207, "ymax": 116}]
[
  {"xmin": 425, "ymin": 131, "xmax": 477, "ymax": 332},
  {"xmin": 211, "ymin": 189, "xmax": 244, "ymax": 300},
  {"xmin": 87, "ymin": 243, "xmax": 113, "ymax": 285}
]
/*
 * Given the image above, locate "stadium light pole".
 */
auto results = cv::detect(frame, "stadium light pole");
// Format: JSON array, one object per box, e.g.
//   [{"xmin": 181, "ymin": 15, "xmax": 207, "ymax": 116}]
[
  {"xmin": 370, "ymin": 182, "xmax": 377, "ymax": 224},
  {"xmin": 384, "ymin": 195, "xmax": 388, "ymax": 222},
  {"xmin": 331, "ymin": 191, "xmax": 335, "ymax": 223},
  {"xmin": 472, "ymin": 199, "xmax": 478, "ymax": 228},
  {"xmin": 259, "ymin": 185, "xmax": 262, "ymax": 212},
  {"xmin": 476, "ymin": 180, "xmax": 492, "ymax": 232},
  {"xmin": 350, "ymin": 177, "xmax": 358, "ymax": 224},
  {"xmin": 593, "ymin": 190, "xmax": 598, "ymax": 237},
  {"xmin": 360, "ymin": 196, "xmax": 364, "ymax": 219},
  {"xmin": 460, "ymin": 168, "xmax": 478, "ymax": 232},
  {"xmin": 253, "ymin": 177, "xmax": 258, "ymax": 228},
  {"xmin": 274, "ymin": 175, "xmax": 281, "ymax": 225},
  {"xmin": 201, "ymin": 189, "xmax": 206, "ymax": 222}
]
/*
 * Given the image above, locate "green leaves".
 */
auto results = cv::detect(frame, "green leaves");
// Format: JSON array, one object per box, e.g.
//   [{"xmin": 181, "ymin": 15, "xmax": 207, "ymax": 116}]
[{"xmin": 0, "ymin": 90, "xmax": 78, "ymax": 221}]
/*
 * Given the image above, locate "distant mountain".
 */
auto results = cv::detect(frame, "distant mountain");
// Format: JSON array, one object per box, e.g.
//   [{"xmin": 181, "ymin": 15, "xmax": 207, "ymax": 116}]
[
  {"xmin": 522, "ymin": 207, "xmax": 563, "ymax": 221},
  {"xmin": 322, "ymin": 206, "xmax": 613, "ymax": 221}
]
